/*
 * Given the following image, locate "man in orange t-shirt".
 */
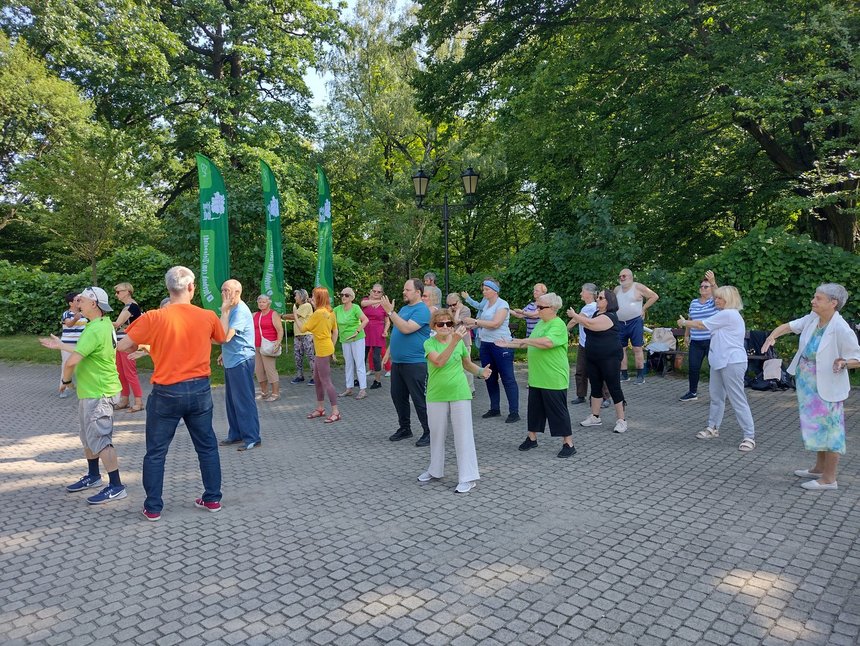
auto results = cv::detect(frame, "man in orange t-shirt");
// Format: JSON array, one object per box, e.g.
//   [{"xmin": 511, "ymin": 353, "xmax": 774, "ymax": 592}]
[{"xmin": 118, "ymin": 266, "xmax": 227, "ymax": 521}]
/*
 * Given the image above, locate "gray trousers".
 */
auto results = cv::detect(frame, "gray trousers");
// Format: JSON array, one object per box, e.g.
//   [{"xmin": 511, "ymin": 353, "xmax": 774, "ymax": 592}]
[{"xmin": 708, "ymin": 361, "xmax": 755, "ymax": 440}]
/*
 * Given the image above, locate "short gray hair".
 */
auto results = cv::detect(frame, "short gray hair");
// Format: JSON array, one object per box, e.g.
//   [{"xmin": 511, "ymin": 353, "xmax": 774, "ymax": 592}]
[
  {"xmin": 539, "ymin": 292, "xmax": 563, "ymax": 311},
  {"xmin": 582, "ymin": 283, "xmax": 598, "ymax": 297},
  {"xmin": 165, "ymin": 266, "xmax": 195, "ymax": 295},
  {"xmin": 816, "ymin": 283, "xmax": 849, "ymax": 311},
  {"xmin": 424, "ymin": 271, "xmax": 436, "ymax": 281}
]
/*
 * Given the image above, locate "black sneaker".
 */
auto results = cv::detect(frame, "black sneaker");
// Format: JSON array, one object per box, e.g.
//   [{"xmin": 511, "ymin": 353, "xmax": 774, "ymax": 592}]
[
  {"xmin": 290, "ymin": 376, "xmax": 304, "ymax": 384},
  {"xmin": 679, "ymin": 392, "xmax": 698, "ymax": 402},
  {"xmin": 354, "ymin": 379, "xmax": 359, "ymax": 387},
  {"xmin": 307, "ymin": 379, "xmax": 315, "ymax": 386},
  {"xmin": 570, "ymin": 397, "xmax": 586, "ymax": 405},
  {"xmin": 481, "ymin": 409, "xmax": 501, "ymax": 419},
  {"xmin": 370, "ymin": 381, "xmax": 382, "ymax": 390},
  {"xmin": 388, "ymin": 428, "xmax": 413, "ymax": 442},
  {"xmin": 620, "ymin": 371, "xmax": 630, "ymax": 382},
  {"xmin": 219, "ymin": 439, "xmax": 243, "ymax": 446},
  {"xmin": 518, "ymin": 438, "xmax": 538, "ymax": 451},
  {"xmin": 415, "ymin": 432, "xmax": 430, "ymax": 447},
  {"xmin": 505, "ymin": 413, "xmax": 520, "ymax": 423},
  {"xmin": 557, "ymin": 444, "xmax": 577, "ymax": 459}
]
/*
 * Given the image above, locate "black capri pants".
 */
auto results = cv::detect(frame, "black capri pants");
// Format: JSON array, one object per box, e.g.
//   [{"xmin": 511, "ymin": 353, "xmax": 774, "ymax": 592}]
[
  {"xmin": 587, "ymin": 348, "xmax": 625, "ymax": 405},
  {"xmin": 527, "ymin": 387, "xmax": 572, "ymax": 437}
]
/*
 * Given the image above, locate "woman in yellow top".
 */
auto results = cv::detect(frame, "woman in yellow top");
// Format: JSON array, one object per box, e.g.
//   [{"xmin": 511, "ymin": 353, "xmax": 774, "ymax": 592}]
[
  {"xmin": 295, "ymin": 287, "xmax": 340, "ymax": 423},
  {"xmin": 282, "ymin": 289, "xmax": 315, "ymax": 385}
]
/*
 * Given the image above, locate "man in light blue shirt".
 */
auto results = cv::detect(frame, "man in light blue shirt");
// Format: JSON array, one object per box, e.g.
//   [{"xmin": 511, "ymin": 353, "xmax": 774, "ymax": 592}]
[{"xmin": 218, "ymin": 279, "xmax": 261, "ymax": 450}]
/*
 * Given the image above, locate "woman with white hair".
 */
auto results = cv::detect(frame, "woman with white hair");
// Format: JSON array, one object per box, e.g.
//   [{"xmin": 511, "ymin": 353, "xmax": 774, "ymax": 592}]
[
  {"xmin": 334, "ymin": 287, "xmax": 369, "ymax": 399},
  {"xmin": 762, "ymin": 284, "xmax": 860, "ymax": 490},
  {"xmin": 496, "ymin": 292, "xmax": 576, "ymax": 458},
  {"xmin": 253, "ymin": 294, "xmax": 283, "ymax": 401},
  {"xmin": 678, "ymin": 286, "xmax": 756, "ymax": 452}
]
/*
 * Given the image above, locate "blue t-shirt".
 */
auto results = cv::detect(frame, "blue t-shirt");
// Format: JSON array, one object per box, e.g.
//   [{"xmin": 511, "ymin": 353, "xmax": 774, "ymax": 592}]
[
  {"xmin": 222, "ymin": 301, "xmax": 255, "ymax": 368},
  {"xmin": 390, "ymin": 301, "xmax": 431, "ymax": 363},
  {"xmin": 688, "ymin": 298, "xmax": 717, "ymax": 341}
]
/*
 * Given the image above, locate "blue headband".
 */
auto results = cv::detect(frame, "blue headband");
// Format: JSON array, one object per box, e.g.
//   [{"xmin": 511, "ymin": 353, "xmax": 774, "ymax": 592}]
[{"xmin": 482, "ymin": 280, "xmax": 500, "ymax": 293}]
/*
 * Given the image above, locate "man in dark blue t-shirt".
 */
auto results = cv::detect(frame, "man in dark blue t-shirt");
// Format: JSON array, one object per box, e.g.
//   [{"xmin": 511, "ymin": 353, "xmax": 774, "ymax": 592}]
[{"xmin": 382, "ymin": 279, "xmax": 431, "ymax": 446}]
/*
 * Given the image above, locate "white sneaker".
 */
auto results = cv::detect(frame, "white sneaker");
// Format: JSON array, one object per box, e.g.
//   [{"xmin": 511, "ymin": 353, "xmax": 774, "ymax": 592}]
[
  {"xmin": 800, "ymin": 479, "xmax": 837, "ymax": 491},
  {"xmin": 613, "ymin": 419, "xmax": 627, "ymax": 433},
  {"xmin": 454, "ymin": 481, "xmax": 476, "ymax": 493},
  {"xmin": 59, "ymin": 390, "xmax": 69, "ymax": 399},
  {"xmin": 580, "ymin": 414, "xmax": 602, "ymax": 427},
  {"xmin": 384, "ymin": 371, "xmax": 391, "ymax": 377},
  {"xmin": 417, "ymin": 472, "xmax": 438, "ymax": 483}
]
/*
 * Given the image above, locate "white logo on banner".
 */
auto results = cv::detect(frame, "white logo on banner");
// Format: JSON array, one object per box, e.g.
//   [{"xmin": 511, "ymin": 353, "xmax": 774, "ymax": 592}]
[
  {"xmin": 268, "ymin": 196, "xmax": 280, "ymax": 221},
  {"xmin": 318, "ymin": 199, "xmax": 331, "ymax": 223}
]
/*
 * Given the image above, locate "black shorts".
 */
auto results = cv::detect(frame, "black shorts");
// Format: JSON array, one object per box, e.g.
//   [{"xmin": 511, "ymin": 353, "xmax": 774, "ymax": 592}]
[{"xmin": 527, "ymin": 387, "xmax": 572, "ymax": 437}]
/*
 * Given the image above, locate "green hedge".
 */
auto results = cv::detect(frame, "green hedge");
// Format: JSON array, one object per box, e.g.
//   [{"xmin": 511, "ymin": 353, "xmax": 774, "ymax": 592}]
[{"xmin": 0, "ymin": 246, "xmax": 173, "ymax": 336}]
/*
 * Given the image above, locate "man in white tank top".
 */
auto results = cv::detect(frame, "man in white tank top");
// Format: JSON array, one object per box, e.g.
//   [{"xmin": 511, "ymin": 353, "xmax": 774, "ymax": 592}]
[{"xmin": 614, "ymin": 268, "xmax": 659, "ymax": 384}]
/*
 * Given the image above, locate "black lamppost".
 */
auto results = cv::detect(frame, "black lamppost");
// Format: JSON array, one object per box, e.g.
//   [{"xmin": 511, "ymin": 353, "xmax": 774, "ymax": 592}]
[{"xmin": 411, "ymin": 167, "xmax": 479, "ymax": 296}]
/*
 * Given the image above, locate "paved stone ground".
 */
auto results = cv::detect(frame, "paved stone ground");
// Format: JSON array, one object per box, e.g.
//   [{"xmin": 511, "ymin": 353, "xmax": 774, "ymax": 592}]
[{"xmin": 1, "ymin": 361, "xmax": 859, "ymax": 646}]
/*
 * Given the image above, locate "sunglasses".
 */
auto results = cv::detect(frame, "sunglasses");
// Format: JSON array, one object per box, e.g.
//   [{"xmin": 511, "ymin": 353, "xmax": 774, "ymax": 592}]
[
  {"xmin": 435, "ymin": 321, "xmax": 455, "ymax": 328},
  {"xmin": 597, "ymin": 296, "xmax": 606, "ymax": 300},
  {"xmin": 536, "ymin": 305, "xmax": 552, "ymax": 310},
  {"xmin": 339, "ymin": 293, "xmax": 351, "ymax": 297}
]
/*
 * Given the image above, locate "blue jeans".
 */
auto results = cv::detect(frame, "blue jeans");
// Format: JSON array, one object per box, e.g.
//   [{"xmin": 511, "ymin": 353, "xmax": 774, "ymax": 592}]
[
  {"xmin": 224, "ymin": 357, "xmax": 260, "ymax": 444},
  {"xmin": 478, "ymin": 342, "xmax": 519, "ymax": 414},
  {"xmin": 143, "ymin": 377, "xmax": 221, "ymax": 513},
  {"xmin": 688, "ymin": 339, "xmax": 710, "ymax": 394}
]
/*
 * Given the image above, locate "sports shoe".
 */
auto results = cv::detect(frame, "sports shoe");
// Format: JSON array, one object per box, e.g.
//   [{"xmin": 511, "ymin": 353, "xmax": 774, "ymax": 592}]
[
  {"xmin": 570, "ymin": 397, "xmax": 586, "ymax": 405},
  {"xmin": 384, "ymin": 371, "xmax": 391, "ymax": 377},
  {"xmin": 415, "ymin": 433, "xmax": 430, "ymax": 447},
  {"xmin": 505, "ymin": 413, "xmax": 520, "ymax": 423},
  {"xmin": 59, "ymin": 390, "xmax": 69, "ymax": 399},
  {"xmin": 290, "ymin": 376, "xmax": 304, "ymax": 384},
  {"xmin": 389, "ymin": 428, "xmax": 413, "ymax": 442},
  {"xmin": 417, "ymin": 472, "xmax": 438, "ymax": 483},
  {"xmin": 518, "ymin": 438, "xmax": 538, "ymax": 451},
  {"xmin": 580, "ymin": 414, "xmax": 602, "ymax": 427},
  {"xmin": 633, "ymin": 375, "xmax": 645, "ymax": 385},
  {"xmin": 793, "ymin": 469, "xmax": 822, "ymax": 478},
  {"xmin": 557, "ymin": 444, "xmax": 577, "ymax": 458},
  {"xmin": 801, "ymin": 479, "xmax": 837, "ymax": 491},
  {"xmin": 370, "ymin": 381, "xmax": 382, "ymax": 390},
  {"xmin": 613, "ymin": 419, "xmax": 628, "ymax": 434},
  {"xmin": 219, "ymin": 438, "xmax": 242, "ymax": 446},
  {"xmin": 142, "ymin": 508, "xmax": 161, "ymax": 522},
  {"xmin": 601, "ymin": 399, "xmax": 611, "ymax": 409},
  {"xmin": 237, "ymin": 441, "xmax": 262, "ymax": 451},
  {"xmin": 620, "ymin": 371, "xmax": 630, "ymax": 382},
  {"xmin": 86, "ymin": 484, "xmax": 127, "ymax": 504},
  {"xmin": 307, "ymin": 379, "xmax": 315, "ymax": 386},
  {"xmin": 679, "ymin": 392, "xmax": 698, "ymax": 402},
  {"xmin": 195, "ymin": 498, "xmax": 222, "ymax": 512},
  {"xmin": 66, "ymin": 474, "xmax": 102, "ymax": 492},
  {"xmin": 454, "ymin": 481, "xmax": 476, "ymax": 494},
  {"xmin": 481, "ymin": 409, "xmax": 501, "ymax": 419}
]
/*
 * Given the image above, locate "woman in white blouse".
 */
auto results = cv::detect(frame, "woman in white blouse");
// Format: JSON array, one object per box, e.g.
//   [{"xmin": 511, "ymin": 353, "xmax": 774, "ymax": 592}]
[
  {"xmin": 678, "ymin": 286, "xmax": 756, "ymax": 452},
  {"xmin": 762, "ymin": 284, "xmax": 860, "ymax": 490}
]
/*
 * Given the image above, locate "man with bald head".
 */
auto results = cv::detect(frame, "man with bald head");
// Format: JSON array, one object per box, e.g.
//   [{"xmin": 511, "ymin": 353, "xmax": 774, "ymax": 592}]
[
  {"xmin": 217, "ymin": 279, "xmax": 261, "ymax": 451},
  {"xmin": 615, "ymin": 268, "xmax": 659, "ymax": 384},
  {"xmin": 512, "ymin": 283, "xmax": 548, "ymax": 338}
]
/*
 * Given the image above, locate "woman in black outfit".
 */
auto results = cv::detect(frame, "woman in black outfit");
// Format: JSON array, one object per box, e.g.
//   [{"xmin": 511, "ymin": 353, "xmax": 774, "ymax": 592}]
[{"xmin": 568, "ymin": 289, "xmax": 628, "ymax": 433}]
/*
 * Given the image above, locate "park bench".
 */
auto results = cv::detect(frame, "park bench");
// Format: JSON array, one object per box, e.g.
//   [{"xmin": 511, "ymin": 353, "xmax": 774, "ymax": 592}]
[{"xmin": 649, "ymin": 328, "xmax": 775, "ymax": 377}]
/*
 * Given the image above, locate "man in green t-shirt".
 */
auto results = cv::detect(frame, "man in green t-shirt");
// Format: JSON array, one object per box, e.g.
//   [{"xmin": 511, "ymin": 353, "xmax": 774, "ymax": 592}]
[
  {"xmin": 40, "ymin": 286, "xmax": 126, "ymax": 504},
  {"xmin": 495, "ymin": 292, "xmax": 577, "ymax": 459}
]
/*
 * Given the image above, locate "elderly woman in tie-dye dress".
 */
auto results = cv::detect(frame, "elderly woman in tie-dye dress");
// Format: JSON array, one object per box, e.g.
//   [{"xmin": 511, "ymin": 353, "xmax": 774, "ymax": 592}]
[{"xmin": 762, "ymin": 284, "xmax": 860, "ymax": 492}]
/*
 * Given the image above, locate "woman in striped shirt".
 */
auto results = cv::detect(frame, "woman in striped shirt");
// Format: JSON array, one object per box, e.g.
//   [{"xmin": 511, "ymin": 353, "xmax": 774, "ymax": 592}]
[{"xmin": 680, "ymin": 270, "xmax": 717, "ymax": 402}]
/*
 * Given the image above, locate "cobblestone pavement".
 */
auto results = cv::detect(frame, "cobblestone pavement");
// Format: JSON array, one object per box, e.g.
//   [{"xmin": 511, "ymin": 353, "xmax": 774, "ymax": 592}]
[{"xmin": 1, "ymin": 361, "xmax": 859, "ymax": 646}]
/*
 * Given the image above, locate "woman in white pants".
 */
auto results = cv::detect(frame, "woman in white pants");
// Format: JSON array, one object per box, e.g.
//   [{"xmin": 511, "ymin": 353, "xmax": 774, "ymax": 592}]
[
  {"xmin": 333, "ymin": 287, "xmax": 369, "ymax": 399},
  {"xmin": 418, "ymin": 309, "xmax": 492, "ymax": 493},
  {"xmin": 678, "ymin": 286, "xmax": 756, "ymax": 452}
]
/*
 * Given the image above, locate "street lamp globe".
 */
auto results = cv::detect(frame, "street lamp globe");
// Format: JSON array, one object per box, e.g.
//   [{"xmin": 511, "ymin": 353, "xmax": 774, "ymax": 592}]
[
  {"xmin": 460, "ymin": 167, "xmax": 479, "ymax": 197},
  {"xmin": 412, "ymin": 169, "xmax": 429, "ymax": 203}
]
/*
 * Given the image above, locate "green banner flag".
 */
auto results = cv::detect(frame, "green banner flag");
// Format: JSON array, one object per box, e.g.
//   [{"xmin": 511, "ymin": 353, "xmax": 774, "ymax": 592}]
[
  {"xmin": 196, "ymin": 154, "xmax": 230, "ymax": 311},
  {"xmin": 259, "ymin": 160, "xmax": 285, "ymax": 313},
  {"xmin": 315, "ymin": 164, "xmax": 334, "ymax": 297}
]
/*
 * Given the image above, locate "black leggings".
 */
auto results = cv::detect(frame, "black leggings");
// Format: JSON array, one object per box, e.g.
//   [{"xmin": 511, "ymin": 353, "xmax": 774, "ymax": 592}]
[
  {"xmin": 587, "ymin": 349, "xmax": 625, "ymax": 404},
  {"xmin": 365, "ymin": 346, "xmax": 382, "ymax": 374}
]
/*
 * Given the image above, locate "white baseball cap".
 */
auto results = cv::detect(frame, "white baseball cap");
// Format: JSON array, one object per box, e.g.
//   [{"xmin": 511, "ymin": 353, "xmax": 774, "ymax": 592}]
[{"xmin": 79, "ymin": 286, "xmax": 113, "ymax": 312}]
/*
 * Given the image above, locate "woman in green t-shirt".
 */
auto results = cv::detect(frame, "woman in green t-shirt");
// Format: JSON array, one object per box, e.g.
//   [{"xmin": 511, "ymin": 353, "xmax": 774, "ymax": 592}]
[
  {"xmin": 419, "ymin": 309, "xmax": 492, "ymax": 494},
  {"xmin": 333, "ymin": 287, "xmax": 369, "ymax": 399},
  {"xmin": 495, "ymin": 292, "xmax": 577, "ymax": 458}
]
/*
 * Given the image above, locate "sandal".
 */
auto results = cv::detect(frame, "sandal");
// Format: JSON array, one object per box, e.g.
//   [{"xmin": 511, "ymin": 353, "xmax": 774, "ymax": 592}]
[
  {"xmin": 114, "ymin": 398, "xmax": 129, "ymax": 410},
  {"xmin": 324, "ymin": 413, "xmax": 341, "ymax": 424},
  {"xmin": 264, "ymin": 394, "xmax": 280, "ymax": 402},
  {"xmin": 306, "ymin": 409, "xmax": 325, "ymax": 419},
  {"xmin": 696, "ymin": 427, "xmax": 719, "ymax": 439},
  {"xmin": 339, "ymin": 389, "xmax": 354, "ymax": 397},
  {"xmin": 126, "ymin": 405, "xmax": 143, "ymax": 413},
  {"xmin": 739, "ymin": 438, "xmax": 756, "ymax": 452},
  {"xmin": 355, "ymin": 390, "xmax": 367, "ymax": 400}
]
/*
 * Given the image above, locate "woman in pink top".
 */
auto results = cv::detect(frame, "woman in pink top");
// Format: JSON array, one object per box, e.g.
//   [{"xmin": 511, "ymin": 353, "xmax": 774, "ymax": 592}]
[
  {"xmin": 253, "ymin": 295, "xmax": 283, "ymax": 401},
  {"xmin": 362, "ymin": 283, "xmax": 390, "ymax": 389}
]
